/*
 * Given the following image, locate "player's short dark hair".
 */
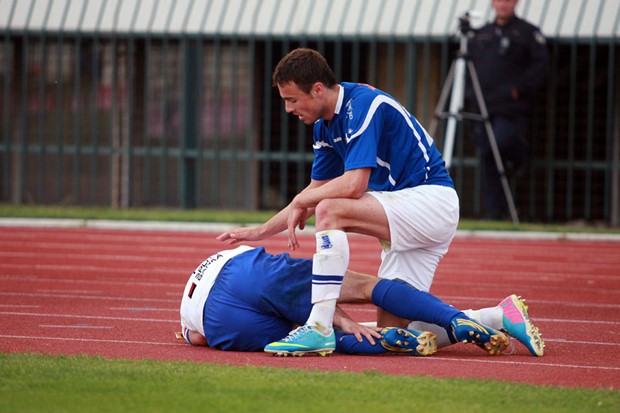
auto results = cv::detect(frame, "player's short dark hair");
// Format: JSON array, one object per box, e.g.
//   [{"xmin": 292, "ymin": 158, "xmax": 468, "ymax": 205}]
[{"xmin": 272, "ymin": 48, "xmax": 337, "ymax": 94}]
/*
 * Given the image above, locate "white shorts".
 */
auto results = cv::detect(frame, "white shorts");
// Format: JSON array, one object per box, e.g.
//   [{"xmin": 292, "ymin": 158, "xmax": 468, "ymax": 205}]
[{"xmin": 367, "ymin": 185, "xmax": 459, "ymax": 292}]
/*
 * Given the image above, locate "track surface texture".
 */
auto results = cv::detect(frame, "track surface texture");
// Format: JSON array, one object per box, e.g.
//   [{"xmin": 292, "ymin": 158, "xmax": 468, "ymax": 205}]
[{"xmin": 1, "ymin": 224, "xmax": 619, "ymax": 389}]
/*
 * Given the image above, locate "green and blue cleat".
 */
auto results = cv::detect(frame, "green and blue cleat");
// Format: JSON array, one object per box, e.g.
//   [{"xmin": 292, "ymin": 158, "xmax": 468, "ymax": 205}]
[
  {"xmin": 380, "ymin": 327, "xmax": 437, "ymax": 356},
  {"xmin": 499, "ymin": 294, "xmax": 545, "ymax": 356},
  {"xmin": 264, "ymin": 324, "xmax": 336, "ymax": 357},
  {"xmin": 450, "ymin": 317, "xmax": 510, "ymax": 355}
]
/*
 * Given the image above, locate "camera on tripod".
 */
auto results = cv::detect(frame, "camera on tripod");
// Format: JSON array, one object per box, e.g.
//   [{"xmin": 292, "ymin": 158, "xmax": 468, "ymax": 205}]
[
  {"xmin": 428, "ymin": 9, "xmax": 520, "ymax": 223},
  {"xmin": 458, "ymin": 11, "xmax": 480, "ymax": 36}
]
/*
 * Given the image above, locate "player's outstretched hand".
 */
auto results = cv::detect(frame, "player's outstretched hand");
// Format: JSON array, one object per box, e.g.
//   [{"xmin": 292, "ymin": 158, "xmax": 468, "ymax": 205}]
[
  {"xmin": 216, "ymin": 226, "xmax": 263, "ymax": 244},
  {"xmin": 337, "ymin": 318, "xmax": 383, "ymax": 345}
]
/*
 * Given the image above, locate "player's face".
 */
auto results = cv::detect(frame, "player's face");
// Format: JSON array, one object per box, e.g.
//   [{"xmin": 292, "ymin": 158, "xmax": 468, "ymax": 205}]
[
  {"xmin": 278, "ymin": 81, "xmax": 324, "ymax": 125},
  {"xmin": 493, "ymin": 0, "xmax": 517, "ymax": 20}
]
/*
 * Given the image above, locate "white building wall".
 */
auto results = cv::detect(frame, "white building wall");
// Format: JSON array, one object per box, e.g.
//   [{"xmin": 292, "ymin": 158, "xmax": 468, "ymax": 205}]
[{"xmin": 1, "ymin": 0, "xmax": 619, "ymax": 39}]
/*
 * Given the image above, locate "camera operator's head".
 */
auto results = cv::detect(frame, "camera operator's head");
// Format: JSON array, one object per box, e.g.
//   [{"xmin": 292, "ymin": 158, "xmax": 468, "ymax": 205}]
[{"xmin": 492, "ymin": 0, "xmax": 518, "ymax": 26}]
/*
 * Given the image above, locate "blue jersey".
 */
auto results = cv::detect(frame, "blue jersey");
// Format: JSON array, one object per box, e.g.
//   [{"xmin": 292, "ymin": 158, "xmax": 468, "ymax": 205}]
[
  {"xmin": 191, "ymin": 247, "xmax": 387, "ymax": 354},
  {"xmin": 202, "ymin": 247, "xmax": 314, "ymax": 351},
  {"xmin": 311, "ymin": 82, "xmax": 453, "ymax": 190}
]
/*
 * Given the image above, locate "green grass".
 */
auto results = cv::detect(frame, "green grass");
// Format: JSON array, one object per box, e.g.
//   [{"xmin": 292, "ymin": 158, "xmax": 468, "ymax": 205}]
[
  {"xmin": 0, "ymin": 353, "xmax": 618, "ymax": 413},
  {"xmin": 1, "ymin": 203, "xmax": 619, "ymax": 234},
  {"xmin": 0, "ymin": 203, "xmax": 278, "ymax": 225}
]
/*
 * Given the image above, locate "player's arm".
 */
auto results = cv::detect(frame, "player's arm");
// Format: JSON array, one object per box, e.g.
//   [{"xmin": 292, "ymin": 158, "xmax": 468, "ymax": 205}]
[
  {"xmin": 286, "ymin": 169, "xmax": 371, "ymax": 250},
  {"xmin": 291, "ymin": 168, "xmax": 371, "ymax": 209},
  {"xmin": 216, "ymin": 180, "xmax": 323, "ymax": 245}
]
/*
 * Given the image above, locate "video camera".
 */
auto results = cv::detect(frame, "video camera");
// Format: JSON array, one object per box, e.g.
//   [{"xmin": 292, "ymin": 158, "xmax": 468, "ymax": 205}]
[{"xmin": 458, "ymin": 11, "xmax": 480, "ymax": 36}]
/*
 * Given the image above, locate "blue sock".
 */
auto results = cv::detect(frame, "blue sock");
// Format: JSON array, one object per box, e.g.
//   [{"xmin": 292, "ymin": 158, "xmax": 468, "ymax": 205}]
[
  {"xmin": 371, "ymin": 279, "xmax": 465, "ymax": 329},
  {"xmin": 334, "ymin": 331, "xmax": 387, "ymax": 355}
]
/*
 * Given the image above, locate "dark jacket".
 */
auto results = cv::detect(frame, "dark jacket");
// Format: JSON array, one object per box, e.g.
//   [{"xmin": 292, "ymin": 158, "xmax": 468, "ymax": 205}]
[{"xmin": 468, "ymin": 16, "xmax": 549, "ymax": 117}]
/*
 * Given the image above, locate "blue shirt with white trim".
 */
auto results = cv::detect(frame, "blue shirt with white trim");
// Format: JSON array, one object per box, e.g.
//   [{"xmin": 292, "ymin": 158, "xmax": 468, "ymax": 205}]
[{"xmin": 311, "ymin": 82, "xmax": 453, "ymax": 191}]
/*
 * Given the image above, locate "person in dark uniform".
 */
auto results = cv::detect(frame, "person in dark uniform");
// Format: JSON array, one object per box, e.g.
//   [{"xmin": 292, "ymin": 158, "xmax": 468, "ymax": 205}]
[{"xmin": 468, "ymin": 0, "xmax": 548, "ymax": 220}]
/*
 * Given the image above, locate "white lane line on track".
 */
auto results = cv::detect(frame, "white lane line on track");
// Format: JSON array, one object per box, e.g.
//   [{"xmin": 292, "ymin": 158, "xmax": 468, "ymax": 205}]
[
  {"xmin": 1, "ymin": 334, "xmax": 618, "ymax": 372},
  {"xmin": 40, "ymin": 325, "xmax": 114, "ymax": 329},
  {"xmin": 0, "ymin": 265, "xmax": 183, "ymax": 277},
  {"xmin": 36, "ymin": 289, "xmax": 103, "ymax": 294},
  {"xmin": 0, "ymin": 241, "xmax": 215, "ymax": 255},
  {"xmin": 439, "ymin": 296, "xmax": 620, "ymax": 309},
  {"xmin": 0, "ymin": 274, "xmax": 182, "ymax": 287},
  {"xmin": 415, "ymin": 356, "xmax": 620, "ymax": 371},
  {"xmin": 0, "ymin": 250, "xmax": 190, "ymax": 264},
  {"xmin": 109, "ymin": 307, "xmax": 178, "ymax": 312},
  {"xmin": 535, "ymin": 317, "xmax": 619, "ymax": 325},
  {"xmin": 0, "ymin": 292, "xmax": 177, "ymax": 303},
  {"xmin": 544, "ymin": 338, "xmax": 618, "ymax": 346},
  {"xmin": 0, "ymin": 304, "xmax": 40, "ymax": 308},
  {"xmin": 0, "ymin": 311, "xmax": 178, "ymax": 323},
  {"xmin": 0, "ymin": 334, "xmax": 184, "ymax": 347}
]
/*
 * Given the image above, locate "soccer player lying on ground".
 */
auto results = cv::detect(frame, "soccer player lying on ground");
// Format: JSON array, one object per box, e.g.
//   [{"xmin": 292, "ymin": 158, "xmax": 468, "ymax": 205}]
[{"xmin": 178, "ymin": 246, "xmax": 544, "ymax": 357}]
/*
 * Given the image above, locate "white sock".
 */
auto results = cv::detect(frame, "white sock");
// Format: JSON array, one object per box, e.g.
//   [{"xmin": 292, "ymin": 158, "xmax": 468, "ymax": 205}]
[
  {"xmin": 464, "ymin": 307, "xmax": 503, "ymax": 330},
  {"xmin": 305, "ymin": 230, "xmax": 349, "ymax": 333},
  {"xmin": 306, "ymin": 299, "xmax": 337, "ymax": 335},
  {"xmin": 408, "ymin": 321, "xmax": 454, "ymax": 348},
  {"xmin": 408, "ymin": 306, "xmax": 504, "ymax": 348}
]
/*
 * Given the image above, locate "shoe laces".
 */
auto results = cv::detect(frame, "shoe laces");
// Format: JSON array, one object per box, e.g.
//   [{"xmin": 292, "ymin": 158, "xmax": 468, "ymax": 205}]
[{"xmin": 282, "ymin": 325, "xmax": 311, "ymax": 342}]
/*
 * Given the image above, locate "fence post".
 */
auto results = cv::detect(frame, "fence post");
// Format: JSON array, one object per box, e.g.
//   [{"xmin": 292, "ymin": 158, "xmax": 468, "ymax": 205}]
[
  {"xmin": 612, "ymin": 78, "xmax": 620, "ymax": 227},
  {"xmin": 180, "ymin": 38, "xmax": 200, "ymax": 209}
]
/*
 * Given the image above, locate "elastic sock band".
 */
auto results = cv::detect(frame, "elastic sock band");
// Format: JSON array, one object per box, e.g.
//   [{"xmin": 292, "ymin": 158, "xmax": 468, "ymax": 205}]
[{"xmin": 182, "ymin": 326, "xmax": 192, "ymax": 345}]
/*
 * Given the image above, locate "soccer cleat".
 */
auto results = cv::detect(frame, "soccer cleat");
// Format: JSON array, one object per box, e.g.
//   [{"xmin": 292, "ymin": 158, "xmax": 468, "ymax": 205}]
[
  {"xmin": 499, "ymin": 294, "xmax": 545, "ymax": 357},
  {"xmin": 380, "ymin": 327, "xmax": 437, "ymax": 356},
  {"xmin": 450, "ymin": 317, "xmax": 510, "ymax": 356},
  {"xmin": 264, "ymin": 325, "xmax": 336, "ymax": 357}
]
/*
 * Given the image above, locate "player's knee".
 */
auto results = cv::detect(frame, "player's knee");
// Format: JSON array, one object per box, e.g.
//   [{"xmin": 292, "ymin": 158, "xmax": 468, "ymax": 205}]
[{"xmin": 314, "ymin": 199, "xmax": 342, "ymax": 229}]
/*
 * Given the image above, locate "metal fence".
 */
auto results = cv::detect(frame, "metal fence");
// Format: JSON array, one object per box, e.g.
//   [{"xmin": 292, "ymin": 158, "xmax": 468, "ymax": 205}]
[{"xmin": 1, "ymin": 2, "xmax": 619, "ymax": 225}]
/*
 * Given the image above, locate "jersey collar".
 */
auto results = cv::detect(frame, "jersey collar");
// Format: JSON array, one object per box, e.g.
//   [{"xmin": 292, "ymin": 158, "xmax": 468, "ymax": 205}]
[{"xmin": 333, "ymin": 84, "xmax": 344, "ymax": 116}]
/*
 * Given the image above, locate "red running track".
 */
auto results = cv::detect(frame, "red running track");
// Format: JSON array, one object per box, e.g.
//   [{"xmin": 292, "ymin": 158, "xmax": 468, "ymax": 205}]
[{"xmin": 1, "ymin": 225, "xmax": 619, "ymax": 389}]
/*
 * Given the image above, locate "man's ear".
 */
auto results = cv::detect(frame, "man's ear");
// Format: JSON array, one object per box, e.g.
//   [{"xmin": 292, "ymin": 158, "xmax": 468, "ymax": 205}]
[{"xmin": 312, "ymin": 82, "xmax": 324, "ymax": 97}]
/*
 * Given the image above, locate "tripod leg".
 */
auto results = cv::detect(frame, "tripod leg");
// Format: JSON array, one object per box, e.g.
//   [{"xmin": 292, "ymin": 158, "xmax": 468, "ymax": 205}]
[
  {"xmin": 443, "ymin": 55, "xmax": 468, "ymax": 169},
  {"xmin": 467, "ymin": 61, "xmax": 519, "ymax": 223},
  {"xmin": 429, "ymin": 62, "xmax": 456, "ymax": 137},
  {"xmin": 429, "ymin": 58, "xmax": 466, "ymax": 169}
]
